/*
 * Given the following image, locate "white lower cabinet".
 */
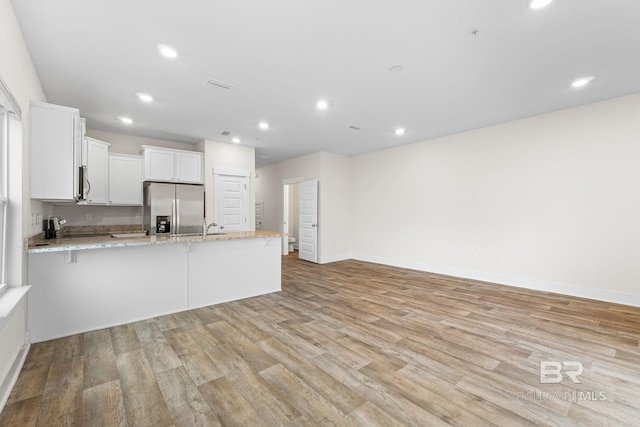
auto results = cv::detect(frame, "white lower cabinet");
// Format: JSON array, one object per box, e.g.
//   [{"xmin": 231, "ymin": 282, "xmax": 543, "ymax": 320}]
[
  {"xmin": 109, "ymin": 154, "xmax": 143, "ymax": 205},
  {"xmin": 27, "ymin": 237, "xmax": 282, "ymax": 342}
]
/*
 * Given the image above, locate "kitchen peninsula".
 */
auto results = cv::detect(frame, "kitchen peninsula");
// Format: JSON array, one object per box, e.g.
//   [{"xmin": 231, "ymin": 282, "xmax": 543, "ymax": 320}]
[{"xmin": 27, "ymin": 230, "xmax": 284, "ymax": 342}]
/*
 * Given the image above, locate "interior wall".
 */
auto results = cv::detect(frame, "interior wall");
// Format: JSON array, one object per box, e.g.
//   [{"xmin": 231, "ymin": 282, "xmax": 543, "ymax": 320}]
[
  {"xmin": 198, "ymin": 139, "xmax": 256, "ymax": 228},
  {"xmin": 0, "ymin": 0, "xmax": 47, "ymax": 243},
  {"xmin": 318, "ymin": 152, "xmax": 354, "ymax": 262},
  {"xmin": 52, "ymin": 205, "xmax": 142, "ymax": 227},
  {"xmin": 353, "ymin": 93, "xmax": 640, "ymax": 306},
  {"xmin": 0, "ymin": 0, "xmax": 47, "ymax": 409},
  {"xmin": 255, "ymin": 151, "xmax": 353, "ymax": 263},
  {"xmin": 255, "ymin": 152, "xmax": 322, "ymax": 233},
  {"xmin": 86, "ymin": 129, "xmax": 200, "ymax": 155}
]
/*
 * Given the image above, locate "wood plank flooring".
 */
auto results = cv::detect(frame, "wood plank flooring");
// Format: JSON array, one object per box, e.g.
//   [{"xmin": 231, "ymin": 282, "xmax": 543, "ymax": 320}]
[{"xmin": 2, "ymin": 254, "xmax": 640, "ymax": 426}]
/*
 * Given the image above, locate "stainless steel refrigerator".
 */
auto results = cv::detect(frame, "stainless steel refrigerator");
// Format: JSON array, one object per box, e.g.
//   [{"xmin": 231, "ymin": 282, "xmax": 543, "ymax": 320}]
[{"xmin": 143, "ymin": 182, "xmax": 204, "ymax": 235}]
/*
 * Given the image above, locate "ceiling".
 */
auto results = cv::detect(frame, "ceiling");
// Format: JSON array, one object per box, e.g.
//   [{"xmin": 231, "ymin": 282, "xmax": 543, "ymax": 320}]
[{"xmin": 11, "ymin": 0, "xmax": 640, "ymax": 168}]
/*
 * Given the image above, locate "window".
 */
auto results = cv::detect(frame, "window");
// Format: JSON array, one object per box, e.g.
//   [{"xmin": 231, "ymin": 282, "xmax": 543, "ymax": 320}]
[
  {"xmin": 0, "ymin": 106, "xmax": 6, "ymax": 293},
  {"xmin": 0, "ymin": 75, "xmax": 21, "ymax": 294}
]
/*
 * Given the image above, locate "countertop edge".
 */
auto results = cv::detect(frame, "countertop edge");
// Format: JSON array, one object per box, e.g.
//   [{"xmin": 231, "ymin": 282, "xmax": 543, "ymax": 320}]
[{"xmin": 27, "ymin": 231, "xmax": 286, "ymax": 254}]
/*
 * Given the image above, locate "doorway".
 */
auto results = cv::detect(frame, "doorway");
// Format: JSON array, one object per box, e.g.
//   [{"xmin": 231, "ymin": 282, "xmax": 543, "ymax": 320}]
[
  {"xmin": 283, "ymin": 182, "xmax": 300, "ymax": 254},
  {"xmin": 282, "ymin": 178, "xmax": 318, "ymax": 263}
]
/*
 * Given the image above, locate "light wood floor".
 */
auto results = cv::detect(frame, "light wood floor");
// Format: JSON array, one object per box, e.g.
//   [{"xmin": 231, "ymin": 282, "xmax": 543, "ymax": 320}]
[{"xmin": 2, "ymin": 254, "xmax": 639, "ymax": 426}]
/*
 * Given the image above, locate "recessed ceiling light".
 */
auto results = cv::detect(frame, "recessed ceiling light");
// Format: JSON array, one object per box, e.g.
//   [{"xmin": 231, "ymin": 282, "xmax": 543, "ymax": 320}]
[
  {"xmin": 232, "ymin": 137, "xmax": 240, "ymax": 144},
  {"xmin": 258, "ymin": 121, "xmax": 269, "ymax": 130},
  {"xmin": 571, "ymin": 76, "xmax": 594, "ymax": 88},
  {"xmin": 395, "ymin": 127, "xmax": 406, "ymax": 136},
  {"xmin": 158, "ymin": 44, "xmax": 178, "ymax": 58},
  {"xmin": 137, "ymin": 93, "xmax": 153, "ymax": 103},
  {"xmin": 118, "ymin": 116, "xmax": 133, "ymax": 124},
  {"xmin": 316, "ymin": 99, "xmax": 329, "ymax": 110},
  {"xmin": 390, "ymin": 65, "xmax": 404, "ymax": 73},
  {"xmin": 528, "ymin": 0, "xmax": 553, "ymax": 9}
]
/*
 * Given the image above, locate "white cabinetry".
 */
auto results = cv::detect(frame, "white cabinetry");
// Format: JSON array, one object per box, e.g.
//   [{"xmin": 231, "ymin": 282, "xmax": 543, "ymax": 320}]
[
  {"xmin": 30, "ymin": 102, "xmax": 83, "ymax": 202},
  {"xmin": 143, "ymin": 147, "xmax": 175, "ymax": 182},
  {"xmin": 27, "ymin": 236, "xmax": 281, "ymax": 342},
  {"xmin": 141, "ymin": 145, "xmax": 204, "ymax": 184},
  {"xmin": 176, "ymin": 151, "xmax": 204, "ymax": 184},
  {"xmin": 109, "ymin": 154, "xmax": 143, "ymax": 205},
  {"xmin": 83, "ymin": 137, "xmax": 110, "ymax": 205}
]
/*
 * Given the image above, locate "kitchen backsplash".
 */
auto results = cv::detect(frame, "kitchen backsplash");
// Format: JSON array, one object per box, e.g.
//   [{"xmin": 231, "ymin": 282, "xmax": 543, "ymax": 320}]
[{"xmin": 51, "ymin": 204, "xmax": 143, "ymax": 227}]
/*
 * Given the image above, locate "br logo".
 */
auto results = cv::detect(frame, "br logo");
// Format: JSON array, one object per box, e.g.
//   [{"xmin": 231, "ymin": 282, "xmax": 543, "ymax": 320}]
[{"xmin": 540, "ymin": 361, "xmax": 583, "ymax": 384}]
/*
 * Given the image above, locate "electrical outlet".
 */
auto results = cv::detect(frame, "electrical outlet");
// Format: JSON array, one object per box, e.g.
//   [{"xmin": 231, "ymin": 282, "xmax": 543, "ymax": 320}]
[
  {"xmin": 86, "ymin": 213, "xmax": 93, "ymax": 221},
  {"xmin": 36, "ymin": 213, "xmax": 40, "ymax": 225},
  {"xmin": 135, "ymin": 214, "xmax": 142, "ymax": 220}
]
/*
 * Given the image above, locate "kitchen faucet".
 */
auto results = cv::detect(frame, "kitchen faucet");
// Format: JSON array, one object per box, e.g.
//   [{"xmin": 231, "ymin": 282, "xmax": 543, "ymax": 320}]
[{"xmin": 202, "ymin": 220, "xmax": 218, "ymax": 237}]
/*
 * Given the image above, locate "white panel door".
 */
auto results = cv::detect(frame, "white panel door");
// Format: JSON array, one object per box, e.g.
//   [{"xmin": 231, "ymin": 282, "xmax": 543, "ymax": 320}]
[
  {"xmin": 299, "ymin": 180, "xmax": 318, "ymax": 263},
  {"xmin": 216, "ymin": 175, "xmax": 249, "ymax": 232}
]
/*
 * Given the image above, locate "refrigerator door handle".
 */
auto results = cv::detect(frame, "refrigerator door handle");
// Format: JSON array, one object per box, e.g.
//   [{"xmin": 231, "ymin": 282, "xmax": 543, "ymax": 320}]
[
  {"xmin": 172, "ymin": 199, "xmax": 176, "ymax": 235},
  {"xmin": 176, "ymin": 198, "xmax": 180, "ymax": 234}
]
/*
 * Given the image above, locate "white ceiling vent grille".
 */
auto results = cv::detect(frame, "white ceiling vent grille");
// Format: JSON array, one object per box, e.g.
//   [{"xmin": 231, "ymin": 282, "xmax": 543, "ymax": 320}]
[
  {"xmin": 220, "ymin": 130, "xmax": 232, "ymax": 136},
  {"xmin": 204, "ymin": 78, "xmax": 234, "ymax": 90}
]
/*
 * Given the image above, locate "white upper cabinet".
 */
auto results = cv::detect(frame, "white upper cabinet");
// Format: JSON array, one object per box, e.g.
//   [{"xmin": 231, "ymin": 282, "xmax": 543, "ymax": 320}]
[
  {"xmin": 109, "ymin": 154, "xmax": 143, "ymax": 206},
  {"xmin": 30, "ymin": 101, "xmax": 83, "ymax": 202},
  {"xmin": 83, "ymin": 137, "xmax": 110, "ymax": 205},
  {"xmin": 175, "ymin": 151, "xmax": 203, "ymax": 184},
  {"xmin": 141, "ymin": 145, "xmax": 204, "ymax": 184},
  {"xmin": 142, "ymin": 147, "xmax": 175, "ymax": 182}
]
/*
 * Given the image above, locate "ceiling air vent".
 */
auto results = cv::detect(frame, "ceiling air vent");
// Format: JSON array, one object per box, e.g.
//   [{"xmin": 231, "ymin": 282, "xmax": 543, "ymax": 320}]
[
  {"xmin": 220, "ymin": 130, "xmax": 232, "ymax": 136},
  {"xmin": 204, "ymin": 78, "xmax": 234, "ymax": 90}
]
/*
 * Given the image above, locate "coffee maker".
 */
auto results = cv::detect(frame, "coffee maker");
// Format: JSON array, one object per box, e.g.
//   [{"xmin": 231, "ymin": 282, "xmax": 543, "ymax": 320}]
[{"xmin": 44, "ymin": 216, "xmax": 66, "ymax": 239}]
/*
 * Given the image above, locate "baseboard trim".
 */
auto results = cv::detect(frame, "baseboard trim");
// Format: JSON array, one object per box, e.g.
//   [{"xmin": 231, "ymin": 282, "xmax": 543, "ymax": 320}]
[
  {"xmin": 318, "ymin": 253, "xmax": 353, "ymax": 264},
  {"xmin": 353, "ymin": 254, "xmax": 640, "ymax": 308},
  {"xmin": 0, "ymin": 342, "xmax": 30, "ymax": 413}
]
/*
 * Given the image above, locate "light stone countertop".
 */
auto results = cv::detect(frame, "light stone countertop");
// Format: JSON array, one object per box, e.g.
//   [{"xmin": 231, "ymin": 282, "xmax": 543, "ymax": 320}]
[{"xmin": 27, "ymin": 230, "xmax": 285, "ymax": 254}]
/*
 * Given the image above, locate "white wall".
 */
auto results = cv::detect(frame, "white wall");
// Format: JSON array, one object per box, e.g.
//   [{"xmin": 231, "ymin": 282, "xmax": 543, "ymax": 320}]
[
  {"xmin": 353, "ymin": 93, "xmax": 640, "ymax": 306},
  {"xmin": 0, "ymin": 0, "xmax": 47, "ymax": 240},
  {"xmin": 256, "ymin": 152, "xmax": 322, "ymax": 234},
  {"xmin": 0, "ymin": 0, "xmax": 46, "ymax": 410},
  {"xmin": 197, "ymin": 139, "xmax": 256, "ymax": 228},
  {"xmin": 318, "ymin": 152, "xmax": 354, "ymax": 262},
  {"xmin": 86, "ymin": 129, "xmax": 200, "ymax": 154},
  {"xmin": 255, "ymin": 151, "xmax": 353, "ymax": 263}
]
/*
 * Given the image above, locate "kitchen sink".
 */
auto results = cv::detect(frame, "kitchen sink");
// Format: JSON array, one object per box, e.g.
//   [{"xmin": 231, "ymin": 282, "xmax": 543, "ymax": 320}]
[{"xmin": 111, "ymin": 232, "xmax": 147, "ymax": 238}]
